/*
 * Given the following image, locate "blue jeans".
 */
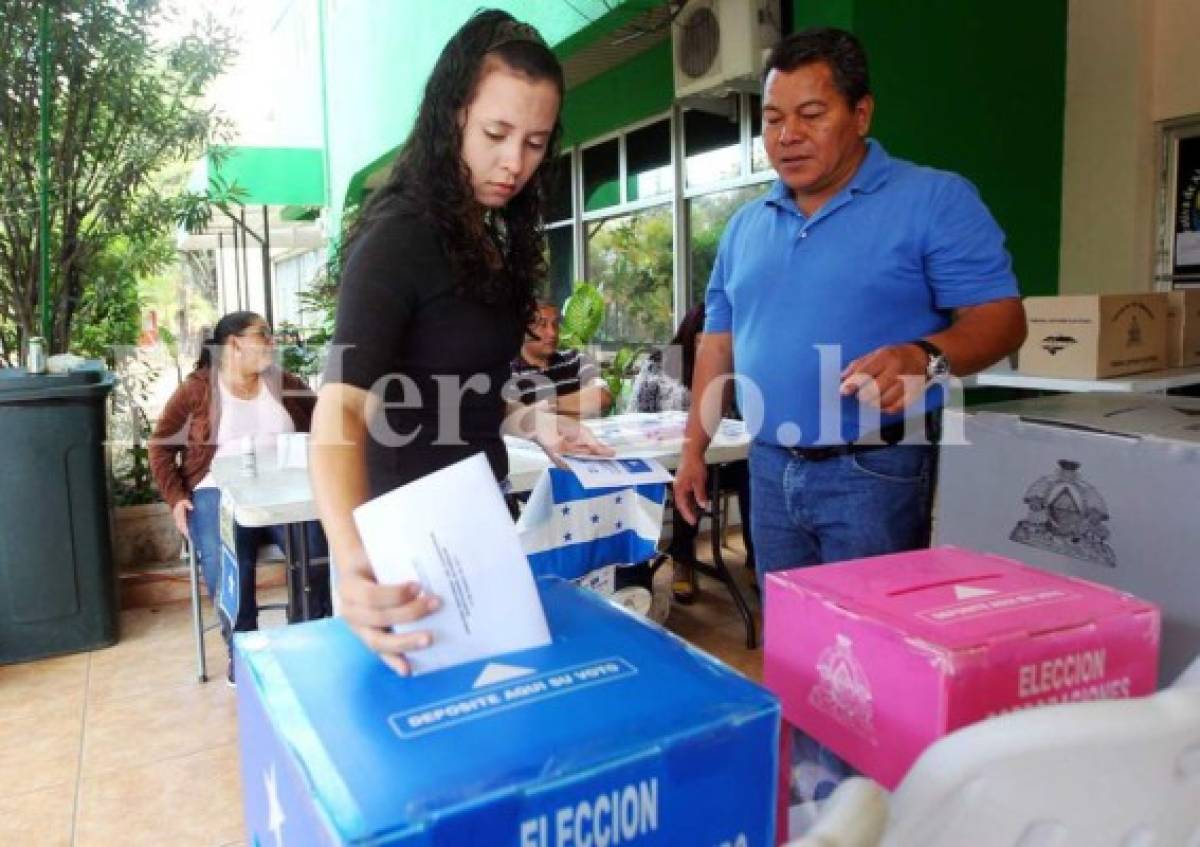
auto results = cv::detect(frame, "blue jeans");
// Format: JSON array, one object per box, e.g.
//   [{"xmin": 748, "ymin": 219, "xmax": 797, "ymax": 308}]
[
  {"xmin": 748, "ymin": 441, "xmax": 935, "ymax": 581},
  {"xmin": 187, "ymin": 488, "xmax": 328, "ymax": 639}
]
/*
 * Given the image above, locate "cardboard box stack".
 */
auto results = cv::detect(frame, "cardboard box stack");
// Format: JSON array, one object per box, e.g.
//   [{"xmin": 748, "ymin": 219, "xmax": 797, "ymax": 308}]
[
  {"xmin": 1166, "ymin": 289, "xmax": 1200, "ymax": 367},
  {"xmin": 1018, "ymin": 293, "xmax": 1168, "ymax": 378}
]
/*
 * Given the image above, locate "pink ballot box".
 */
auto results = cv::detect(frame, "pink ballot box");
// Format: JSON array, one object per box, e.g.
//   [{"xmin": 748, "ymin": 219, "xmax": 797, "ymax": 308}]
[{"xmin": 763, "ymin": 546, "xmax": 1160, "ymax": 790}]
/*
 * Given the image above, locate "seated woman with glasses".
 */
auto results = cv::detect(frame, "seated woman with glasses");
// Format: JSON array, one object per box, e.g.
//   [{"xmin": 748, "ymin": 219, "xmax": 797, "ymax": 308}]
[{"xmin": 150, "ymin": 311, "xmax": 328, "ymax": 684}]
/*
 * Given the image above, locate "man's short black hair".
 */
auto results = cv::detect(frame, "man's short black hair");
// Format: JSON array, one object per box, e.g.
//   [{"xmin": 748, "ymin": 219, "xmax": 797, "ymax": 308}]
[{"xmin": 762, "ymin": 27, "xmax": 871, "ymax": 107}]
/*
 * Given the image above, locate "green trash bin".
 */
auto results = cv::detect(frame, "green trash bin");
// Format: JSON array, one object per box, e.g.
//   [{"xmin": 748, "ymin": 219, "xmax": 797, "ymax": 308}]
[{"xmin": 0, "ymin": 367, "xmax": 118, "ymax": 664}]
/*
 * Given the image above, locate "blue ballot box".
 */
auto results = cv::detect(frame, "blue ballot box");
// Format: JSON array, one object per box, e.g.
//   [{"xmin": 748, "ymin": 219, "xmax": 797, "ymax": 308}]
[{"xmin": 234, "ymin": 577, "xmax": 779, "ymax": 846}]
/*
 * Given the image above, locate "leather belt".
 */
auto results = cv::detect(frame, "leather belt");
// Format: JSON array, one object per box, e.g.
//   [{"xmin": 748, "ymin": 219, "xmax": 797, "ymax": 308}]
[
  {"xmin": 785, "ymin": 440, "xmax": 890, "ymax": 462},
  {"xmin": 782, "ymin": 413, "xmax": 942, "ymax": 463}
]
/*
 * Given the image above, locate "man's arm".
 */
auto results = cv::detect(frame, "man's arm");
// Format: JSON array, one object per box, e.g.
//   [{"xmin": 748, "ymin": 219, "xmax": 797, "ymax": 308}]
[
  {"xmin": 673, "ymin": 331, "xmax": 735, "ymax": 524},
  {"xmin": 552, "ymin": 379, "xmax": 613, "ymax": 418},
  {"xmin": 927, "ymin": 297, "xmax": 1027, "ymax": 375},
  {"xmin": 841, "ymin": 297, "xmax": 1026, "ymax": 414},
  {"xmin": 501, "ymin": 400, "xmax": 613, "ymax": 463}
]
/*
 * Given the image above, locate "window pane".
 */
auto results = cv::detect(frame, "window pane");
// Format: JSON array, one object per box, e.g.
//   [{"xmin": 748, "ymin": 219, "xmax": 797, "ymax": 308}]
[
  {"xmin": 545, "ymin": 225, "xmax": 574, "ymax": 306},
  {"xmin": 684, "ymin": 95, "xmax": 741, "ymax": 189},
  {"xmin": 625, "ymin": 119, "xmax": 672, "ymax": 203},
  {"xmin": 688, "ymin": 183, "xmax": 771, "ymax": 305},
  {"xmin": 750, "ymin": 94, "xmax": 769, "ymax": 172},
  {"xmin": 546, "ymin": 154, "xmax": 572, "ymax": 223},
  {"xmin": 582, "ymin": 139, "xmax": 620, "ymax": 212},
  {"xmin": 585, "ymin": 204, "xmax": 674, "ymax": 344}
]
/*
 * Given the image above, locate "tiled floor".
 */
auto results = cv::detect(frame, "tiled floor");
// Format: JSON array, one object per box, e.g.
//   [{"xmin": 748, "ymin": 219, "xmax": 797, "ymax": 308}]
[{"xmin": 0, "ymin": 538, "xmax": 761, "ymax": 846}]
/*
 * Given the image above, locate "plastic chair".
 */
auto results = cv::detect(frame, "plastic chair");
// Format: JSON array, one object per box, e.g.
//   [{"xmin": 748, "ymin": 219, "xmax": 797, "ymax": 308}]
[{"xmin": 789, "ymin": 657, "xmax": 1200, "ymax": 847}]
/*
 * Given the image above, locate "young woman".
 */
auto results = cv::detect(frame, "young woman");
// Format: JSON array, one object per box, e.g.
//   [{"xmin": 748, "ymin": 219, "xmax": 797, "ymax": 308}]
[
  {"xmin": 310, "ymin": 10, "xmax": 609, "ymax": 675},
  {"xmin": 150, "ymin": 311, "xmax": 328, "ymax": 682}
]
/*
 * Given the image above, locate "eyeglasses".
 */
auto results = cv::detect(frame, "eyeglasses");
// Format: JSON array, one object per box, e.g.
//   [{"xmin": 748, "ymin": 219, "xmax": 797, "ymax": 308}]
[{"xmin": 532, "ymin": 315, "xmax": 561, "ymax": 330}]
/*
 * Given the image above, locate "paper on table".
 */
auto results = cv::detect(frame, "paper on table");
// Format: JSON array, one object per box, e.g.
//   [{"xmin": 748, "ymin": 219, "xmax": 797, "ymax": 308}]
[
  {"xmin": 559, "ymin": 455, "xmax": 673, "ymax": 490},
  {"xmin": 352, "ymin": 452, "xmax": 551, "ymax": 675},
  {"xmin": 275, "ymin": 432, "xmax": 309, "ymax": 470}
]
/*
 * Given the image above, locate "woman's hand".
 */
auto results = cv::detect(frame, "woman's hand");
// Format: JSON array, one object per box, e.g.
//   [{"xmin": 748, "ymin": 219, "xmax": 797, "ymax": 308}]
[
  {"xmin": 533, "ymin": 412, "xmax": 615, "ymax": 467},
  {"xmin": 172, "ymin": 499, "xmax": 193, "ymax": 539},
  {"xmin": 334, "ymin": 546, "xmax": 441, "ymax": 676}
]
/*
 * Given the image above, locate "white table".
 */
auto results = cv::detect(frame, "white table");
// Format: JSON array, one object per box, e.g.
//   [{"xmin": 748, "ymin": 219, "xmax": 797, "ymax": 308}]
[
  {"xmin": 212, "ymin": 413, "xmax": 752, "ymax": 527},
  {"xmin": 211, "ymin": 413, "xmax": 756, "ymax": 632},
  {"xmin": 968, "ymin": 363, "xmax": 1200, "ymax": 394},
  {"xmin": 504, "ymin": 412, "xmax": 752, "ymax": 491},
  {"xmin": 211, "ymin": 452, "xmax": 330, "ymax": 621}
]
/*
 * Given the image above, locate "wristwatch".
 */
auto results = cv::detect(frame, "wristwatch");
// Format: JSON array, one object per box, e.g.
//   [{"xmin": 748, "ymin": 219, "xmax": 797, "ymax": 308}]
[{"xmin": 910, "ymin": 338, "xmax": 951, "ymax": 381}]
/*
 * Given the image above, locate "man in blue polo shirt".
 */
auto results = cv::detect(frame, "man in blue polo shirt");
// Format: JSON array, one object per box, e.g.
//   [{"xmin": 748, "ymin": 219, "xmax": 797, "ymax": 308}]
[{"xmin": 675, "ymin": 28, "xmax": 1026, "ymax": 576}]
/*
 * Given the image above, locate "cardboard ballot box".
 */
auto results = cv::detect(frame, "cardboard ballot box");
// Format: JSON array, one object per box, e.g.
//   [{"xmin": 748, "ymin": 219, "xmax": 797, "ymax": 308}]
[
  {"xmin": 235, "ymin": 578, "xmax": 780, "ymax": 846},
  {"xmin": 937, "ymin": 393, "xmax": 1200, "ymax": 684},
  {"xmin": 1018, "ymin": 293, "xmax": 1168, "ymax": 378},
  {"xmin": 1167, "ymin": 289, "xmax": 1200, "ymax": 367},
  {"xmin": 763, "ymin": 547, "xmax": 1159, "ymax": 790},
  {"xmin": 779, "ymin": 725, "xmax": 857, "ymax": 841}
]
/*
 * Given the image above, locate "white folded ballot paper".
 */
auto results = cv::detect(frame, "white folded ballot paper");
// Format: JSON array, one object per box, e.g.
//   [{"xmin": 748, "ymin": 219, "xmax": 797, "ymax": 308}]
[{"xmin": 352, "ymin": 453, "xmax": 551, "ymax": 675}]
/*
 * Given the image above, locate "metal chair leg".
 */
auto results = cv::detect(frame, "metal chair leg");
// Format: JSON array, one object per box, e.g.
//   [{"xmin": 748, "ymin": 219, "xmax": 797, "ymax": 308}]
[{"xmin": 186, "ymin": 538, "xmax": 208, "ymax": 683}]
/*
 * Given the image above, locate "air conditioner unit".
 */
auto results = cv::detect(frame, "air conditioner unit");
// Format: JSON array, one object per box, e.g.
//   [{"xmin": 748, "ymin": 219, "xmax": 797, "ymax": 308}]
[{"xmin": 672, "ymin": 0, "xmax": 781, "ymax": 99}]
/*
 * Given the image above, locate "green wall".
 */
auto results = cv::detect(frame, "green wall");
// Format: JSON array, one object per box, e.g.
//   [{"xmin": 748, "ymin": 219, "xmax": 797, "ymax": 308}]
[
  {"xmin": 561, "ymin": 40, "xmax": 674, "ymax": 148},
  {"xmin": 321, "ymin": 0, "xmax": 654, "ymax": 225},
  {"xmin": 793, "ymin": 0, "xmax": 1068, "ymax": 296}
]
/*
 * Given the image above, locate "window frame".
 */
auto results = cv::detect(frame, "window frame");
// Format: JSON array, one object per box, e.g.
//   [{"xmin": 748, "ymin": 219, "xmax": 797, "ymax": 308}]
[
  {"xmin": 553, "ymin": 93, "xmax": 777, "ymax": 336},
  {"xmin": 1157, "ymin": 115, "xmax": 1200, "ymax": 287}
]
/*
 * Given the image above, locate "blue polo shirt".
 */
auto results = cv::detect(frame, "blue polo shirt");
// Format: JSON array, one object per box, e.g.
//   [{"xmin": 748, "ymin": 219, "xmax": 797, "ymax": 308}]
[{"xmin": 705, "ymin": 140, "xmax": 1018, "ymax": 447}]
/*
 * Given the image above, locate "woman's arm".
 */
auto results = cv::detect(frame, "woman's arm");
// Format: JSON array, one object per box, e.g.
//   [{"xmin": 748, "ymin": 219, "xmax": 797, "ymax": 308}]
[
  {"xmin": 149, "ymin": 381, "xmax": 195, "ymax": 511},
  {"xmin": 310, "ymin": 382, "xmax": 440, "ymax": 675}
]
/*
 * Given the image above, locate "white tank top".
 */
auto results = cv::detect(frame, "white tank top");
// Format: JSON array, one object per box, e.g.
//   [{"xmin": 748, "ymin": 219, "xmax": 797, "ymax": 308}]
[{"xmin": 192, "ymin": 377, "xmax": 296, "ymax": 490}]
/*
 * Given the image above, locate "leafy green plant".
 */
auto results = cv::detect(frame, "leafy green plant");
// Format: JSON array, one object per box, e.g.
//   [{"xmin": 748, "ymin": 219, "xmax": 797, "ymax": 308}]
[
  {"xmin": 110, "ymin": 350, "xmax": 163, "ymax": 506},
  {"xmin": 605, "ymin": 347, "xmax": 637, "ymax": 407},
  {"xmin": 558, "ymin": 282, "xmax": 605, "ymax": 349},
  {"xmin": 276, "ymin": 254, "xmax": 340, "ymax": 380},
  {"xmin": 559, "ymin": 281, "xmax": 636, "ymax": 414},
  {"xmin": 0, "ymin": 1, "xmax": 235, "ymax": 355}
]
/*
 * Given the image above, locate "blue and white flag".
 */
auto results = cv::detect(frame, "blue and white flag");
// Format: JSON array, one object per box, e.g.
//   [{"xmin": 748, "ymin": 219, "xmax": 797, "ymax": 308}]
[
  {"xmin": 516, "ymin": 467, "xmax": 667, "ymax": 581},
  {"xmin": 218, "ymin": 494, "xmax": 240, "ymax": 630}
]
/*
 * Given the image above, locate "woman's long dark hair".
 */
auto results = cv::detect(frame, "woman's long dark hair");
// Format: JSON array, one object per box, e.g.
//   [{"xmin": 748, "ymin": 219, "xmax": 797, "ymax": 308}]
[
  {"xmin": 339, "ymin": 10, "xmax": 564, "ymax": 325},
  {"xmin": 671, "ymin": 303, "xmax": 706, "ymax": 389},
  {"xmin": 195, "ymin": 311, "xmax": 263, "ymax": 370}
]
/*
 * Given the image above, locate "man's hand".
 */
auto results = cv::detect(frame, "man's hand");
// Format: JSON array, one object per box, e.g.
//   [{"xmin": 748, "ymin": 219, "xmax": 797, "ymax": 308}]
[
  {"xmin": 172, "ymin": 499, "xmax": 193, "ymax": 539},
  {"xmin": 672, "ymin": 450, "xmax": 709, "ymax": 526},
  {"xmin": 839, "ymin": 343, "xmax": 929, "ymax": 415},
  {"xmin": 534, "ymin": 413, "xmax": 615, "ymax": 467},
  {"xmin": 334, "ymin": 546, "xmax": 441, "ymax": 677}
]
